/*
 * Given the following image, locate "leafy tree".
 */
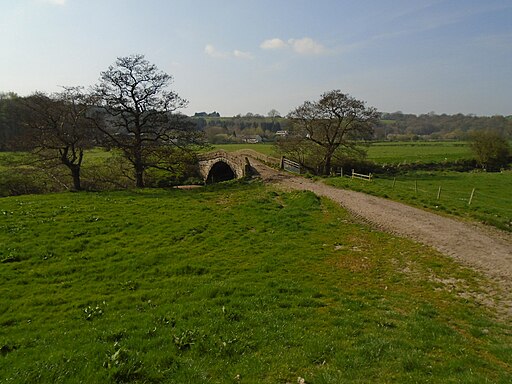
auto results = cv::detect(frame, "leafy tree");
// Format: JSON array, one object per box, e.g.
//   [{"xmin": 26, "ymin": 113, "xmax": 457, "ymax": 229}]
[
  {"xmin": 267, "ymin": 109, "xmax": 281, "ymax": 119},
  {"xmin": 0, "ymin": 92, "xmax": 26, "ymax": 151},
  {"xmin": 91, "ymin": 54, "xmax": 203, "ymax": 188},
  {"xmin": 21, "ymin": 87, "xmax": 94, "ymax": 191},
  {"xmin": 267, "ymin": 109, "xmax": 281, "ymax": 131},
  {"xmin": 470, "ymin": 130, "xmax": 510, "ymax": 170},
  {"xmin": 285, "ymin": 90, "xmax": 378, "ymax": 175}
]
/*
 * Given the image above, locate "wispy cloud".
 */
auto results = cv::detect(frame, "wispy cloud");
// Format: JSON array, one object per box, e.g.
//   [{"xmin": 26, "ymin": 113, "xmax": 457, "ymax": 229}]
[
  {"xmin": 204, "ymin": 44, "xmax": 228, "ymax": 58},
  {"xmin": 39, "ymin": 0, "xmax": 67, "ymax": 5},
  {"xmin": 260, "ymin": 38, "xmax": 287, "ymax": 50},
  {"xmin": 260, "ymin": 37, "xmax": 327, "ymax": 55},
  {"xmin": 233, "ymin": 50, "xmax": 253, "ymax": 60},
  {"xmin": 205, "ymin": 44, "xmax": 253, "ymax": 60},
  {"xmin": 288, "ymin": 37, "xmax": 326, "ymax": 55},
  {"xmin": 355, "ymin": 2, "xmax": 512, "ymax": 48},
  {"xmin": 472, "ymin": 32, "xmax": 512, "ymax": 50}
]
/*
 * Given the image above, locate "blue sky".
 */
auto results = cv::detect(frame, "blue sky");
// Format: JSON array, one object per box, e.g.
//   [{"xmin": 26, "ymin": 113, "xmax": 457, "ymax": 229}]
[{"xmin": 1, "ymin": 0, "xmax": 511, "ymax": 116}]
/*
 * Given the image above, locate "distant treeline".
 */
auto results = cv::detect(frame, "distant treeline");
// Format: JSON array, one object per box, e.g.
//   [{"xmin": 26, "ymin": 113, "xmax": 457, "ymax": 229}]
[
  {"xmin": 1, "ymin": 92, "xmax": 511, "ymax": 149},
  {"xmin": 376, "ymin": 112, "xmax": 512, "ymax": 141},
  {"xmin": 0, "ymin": 93, "xmax": 24, "ymax": 150},
  {"xmin": 192, "ymin": 116, "xmax": 289, "ymax": 144},
  {"xmin": 193, "ymin": 112, "xmax": 512, "ymax": 143}
]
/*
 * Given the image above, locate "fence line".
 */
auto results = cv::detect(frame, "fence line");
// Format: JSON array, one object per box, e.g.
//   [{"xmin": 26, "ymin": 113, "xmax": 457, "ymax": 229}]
[
  {"xmin": 351, "ymin": 169, "xmax": 373, "ymax": 181},
  {"xmin": 281, "ymin": 157, "xmax": 301, "ymax": 174},
  {"xmin": 343, "ymin": 176, "xmax": 512, "ymax": 216}
]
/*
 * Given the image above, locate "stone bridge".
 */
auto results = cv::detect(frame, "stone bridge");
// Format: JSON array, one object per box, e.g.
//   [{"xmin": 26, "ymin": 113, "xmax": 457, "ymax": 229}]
[{"xmin": 197, "ymin": 149, "xmax": 281, "ymax": 184}]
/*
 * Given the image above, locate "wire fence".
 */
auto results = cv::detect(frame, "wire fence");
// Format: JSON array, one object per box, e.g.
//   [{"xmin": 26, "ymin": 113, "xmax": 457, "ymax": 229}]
[
  {"xmin": 382, "ymin": 178, "xmax": 511, "ymax": 212},
  {"xmin": 330, "ymin": 172, "xmax": 512, "ymax": 230}
]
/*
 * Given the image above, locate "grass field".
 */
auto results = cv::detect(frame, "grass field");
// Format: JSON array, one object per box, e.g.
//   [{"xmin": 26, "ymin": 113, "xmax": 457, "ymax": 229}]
[
  {"xmin": 325, "ymin": 170, "xmax": 512, "ymax": 232},
  {"xmin": 211, "ymin": 141, "xmax": 473, "ymax": 164},
  {"xmin": 211, "ymin": 143, "xmax": 278, "ymax": 156},
  {"xmin": 366, "ymin": 141, "xmax": 473, "ymax": 164},
  {"xmin": 1, "ymin": 182, "xmax": 511, "ymax": 383},
  {"xmin": 0, "ymin": 141, "xmax": 474, "ymax": 170}
]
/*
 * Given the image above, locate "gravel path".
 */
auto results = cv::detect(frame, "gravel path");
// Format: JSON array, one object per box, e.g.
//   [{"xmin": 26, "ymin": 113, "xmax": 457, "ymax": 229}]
[{"xmin": 250, "ymin": 160, "xmax": 512, "ymax": 316}]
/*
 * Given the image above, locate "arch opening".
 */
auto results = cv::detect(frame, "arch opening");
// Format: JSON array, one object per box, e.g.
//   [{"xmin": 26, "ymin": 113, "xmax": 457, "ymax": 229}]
[{"xmin": 206, "ymin": 161, "xmax": 236, "ymax": 184}]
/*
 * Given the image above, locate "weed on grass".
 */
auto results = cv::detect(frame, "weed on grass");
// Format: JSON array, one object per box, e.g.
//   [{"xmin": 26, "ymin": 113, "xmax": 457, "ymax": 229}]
[{"xmin": 0, "ymin": 182, "xmax": 510, "ymax": 382}]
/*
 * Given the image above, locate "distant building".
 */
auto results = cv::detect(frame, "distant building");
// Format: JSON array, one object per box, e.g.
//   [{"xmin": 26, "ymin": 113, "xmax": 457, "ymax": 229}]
[
  {"xmin": 194, "ymin": 111, "xmax": 221, "ymax": 117},
  {"xmin": 275, "ymin": 130, "xmax": 288, "ymax": 137},
  {"xmin": 242, "ymin": 135, "xmax": 263, "ymax": 144}
]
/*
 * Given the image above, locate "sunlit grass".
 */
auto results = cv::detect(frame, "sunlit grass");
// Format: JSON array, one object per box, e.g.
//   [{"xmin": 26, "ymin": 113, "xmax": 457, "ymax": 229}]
[
  {"xmin": 365, "ymin": 141, "xmax": 473, "ymax": 164},
  {"xmin": 1, "ymin": 182, "xmax": 510, "ymax": 383},
  {"xmin": 326, "ymin": 170, "xmax": 512, "ymax": 231},
  {"xmin": 211, "ymin": 141, "xmax": 474, "ymax": 165},
  {"xmin": 211, "ymin": 143, "xmax": 278, "ymax": 156}
]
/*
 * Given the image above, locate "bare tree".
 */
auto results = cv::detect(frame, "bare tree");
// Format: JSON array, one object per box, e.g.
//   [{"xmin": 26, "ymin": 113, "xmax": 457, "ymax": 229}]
[
  {"xmin": 286, "ymin": 90, "xmax": 378, "ymax": 175},
  {"xmin": 91, "ymin": 54, "xmax": 202, "ymax": 188},
  {"xmin": 22, "ymin": 87, "xmax": 94, "ymax": 191}
]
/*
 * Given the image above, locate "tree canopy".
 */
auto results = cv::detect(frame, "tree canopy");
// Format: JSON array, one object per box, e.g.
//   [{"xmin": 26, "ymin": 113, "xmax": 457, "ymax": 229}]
[
  {"xmin": 21, "ymin": 87, "xmax": 94, "ymax": 190},
  {"xmin": 470, "ymin": 130, "xmax": 510, "ymax": 171},
  {"xmin": 284, "ymin": 90, "xmax": 379, "ymax": 175},
  {"xmin": 91, "ymin": 54, "xmax": 203, "ymax": 187}
]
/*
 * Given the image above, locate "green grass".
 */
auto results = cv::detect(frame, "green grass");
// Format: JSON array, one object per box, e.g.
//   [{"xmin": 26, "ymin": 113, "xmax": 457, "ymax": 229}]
[
  {"xmin": 365, "ymin": 141, "xmax": 473, "ymax": 164},
  {"xmin": 0, "ymin": 152, "xmax": 30, "ymax": 171},
  {"xmin": 1, "ymin": 182, "xmax": 511, "ymax": 383},
  {"xmin": 326, "ymin": 170, "xmax": 512, "ymax": 231},
  {"xmin": 211, "ymin": 143, "xmax": 278, "ymax": 156},
  {"xmin": 210, "ymin": 141, "xmax": 474, "ymax": 164}
]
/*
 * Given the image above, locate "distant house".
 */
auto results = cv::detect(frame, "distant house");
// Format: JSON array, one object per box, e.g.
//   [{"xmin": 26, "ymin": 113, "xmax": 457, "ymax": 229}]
[
  {"xmin": 194, "ymin": 111, "xmax": 221, "ymax": 117},
  {"xmin": 275, "ymin": 130, "xmax": 288, "ymax": 137},
  {"xmin": 242, "ymin": 135, "xmax": 263, "ymax": 144}
]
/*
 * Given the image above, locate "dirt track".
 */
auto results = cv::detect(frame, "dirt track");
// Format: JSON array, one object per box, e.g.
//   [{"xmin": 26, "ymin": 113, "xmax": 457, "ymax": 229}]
[{"xmin": 251, "ymin": 161, "xmax": 512, "ymax": 316}]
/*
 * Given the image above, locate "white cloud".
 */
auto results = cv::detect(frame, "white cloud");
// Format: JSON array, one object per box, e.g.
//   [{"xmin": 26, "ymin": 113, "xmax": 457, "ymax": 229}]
[
  {"xmin": 260, "ymin": 37, "xmax": 326, "ymax": 55},
  {"xmin": 288, "ymin": 37, "xmax": 326, "ymax": 55},
  {"xmin": 204, "ymin": 44, "xmax": 227, "ymax": 58},
  {"xmin": 40, "ymin": 0, "xmax": 67, "ymax": 5},
  {"xmin": 260, "ymin": 38, "xmax": 287, "ymax": 50},
  {"xmin": 233, "ymin": 50, "xmax": 253, "ymax": 60},
  {"xmin": 205, "ymin": 44, "xmax": 253, "ymax": 60}
]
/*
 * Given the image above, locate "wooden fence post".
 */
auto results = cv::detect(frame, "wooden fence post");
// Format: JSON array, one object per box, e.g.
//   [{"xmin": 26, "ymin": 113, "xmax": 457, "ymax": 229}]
[
  {"xmin": 468, "ymin": 188, "xmax": 476, "ymax": 205},
  {"xmin": 437, "ymin": 186, "xmax": 442, "ymax": 200}
]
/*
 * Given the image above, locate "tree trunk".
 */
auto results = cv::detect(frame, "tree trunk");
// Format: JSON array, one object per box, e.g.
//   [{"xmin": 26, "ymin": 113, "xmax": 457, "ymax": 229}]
[
  {"xmin": 71, "ymin": 165, "xmax": 81, "ymax": 191},
  {"xmin": 61, "ymin": 147, "xmax": 83, "ymax": 191},
  {"xmin": 135, "ymin": 169, "xmax": 144, "ymax": 188},
  {"xmin": 134, "ymin": 158, "xmax": 145, "ymax": 188},
  {"xmin": 324, "ymin": 153, "xmax": 332, "ymax": 175}
]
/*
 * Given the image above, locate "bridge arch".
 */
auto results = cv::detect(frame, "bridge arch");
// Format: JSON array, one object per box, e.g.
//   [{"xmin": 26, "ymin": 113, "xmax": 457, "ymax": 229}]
[
  {"xmin": 197, "ymin": 150, "xmax": 249, "ymax": 183},
  {"xmin": 205, "ymin": 160, "xmax": 236, "ymax": 184}
]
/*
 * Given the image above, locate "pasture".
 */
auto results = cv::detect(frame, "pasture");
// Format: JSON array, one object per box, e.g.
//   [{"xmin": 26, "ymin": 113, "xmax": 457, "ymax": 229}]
[
  {"xmin": 326, "ymin": 170, "xmax": 512, "ymax": 232},
  {"xmin": 211, "ymin": 141, "xmax": 474, "ymax": 164},
  {"xmin": 366, "ymin": 141, "xmax": 473, "ymax": 164},
  {"xmin": 211, "ymin": 143, "xmax": 277, "ymax": 156},
  {"xmin": 1, "ymin": 182, "xmax": 511, "ymax": 383}
]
